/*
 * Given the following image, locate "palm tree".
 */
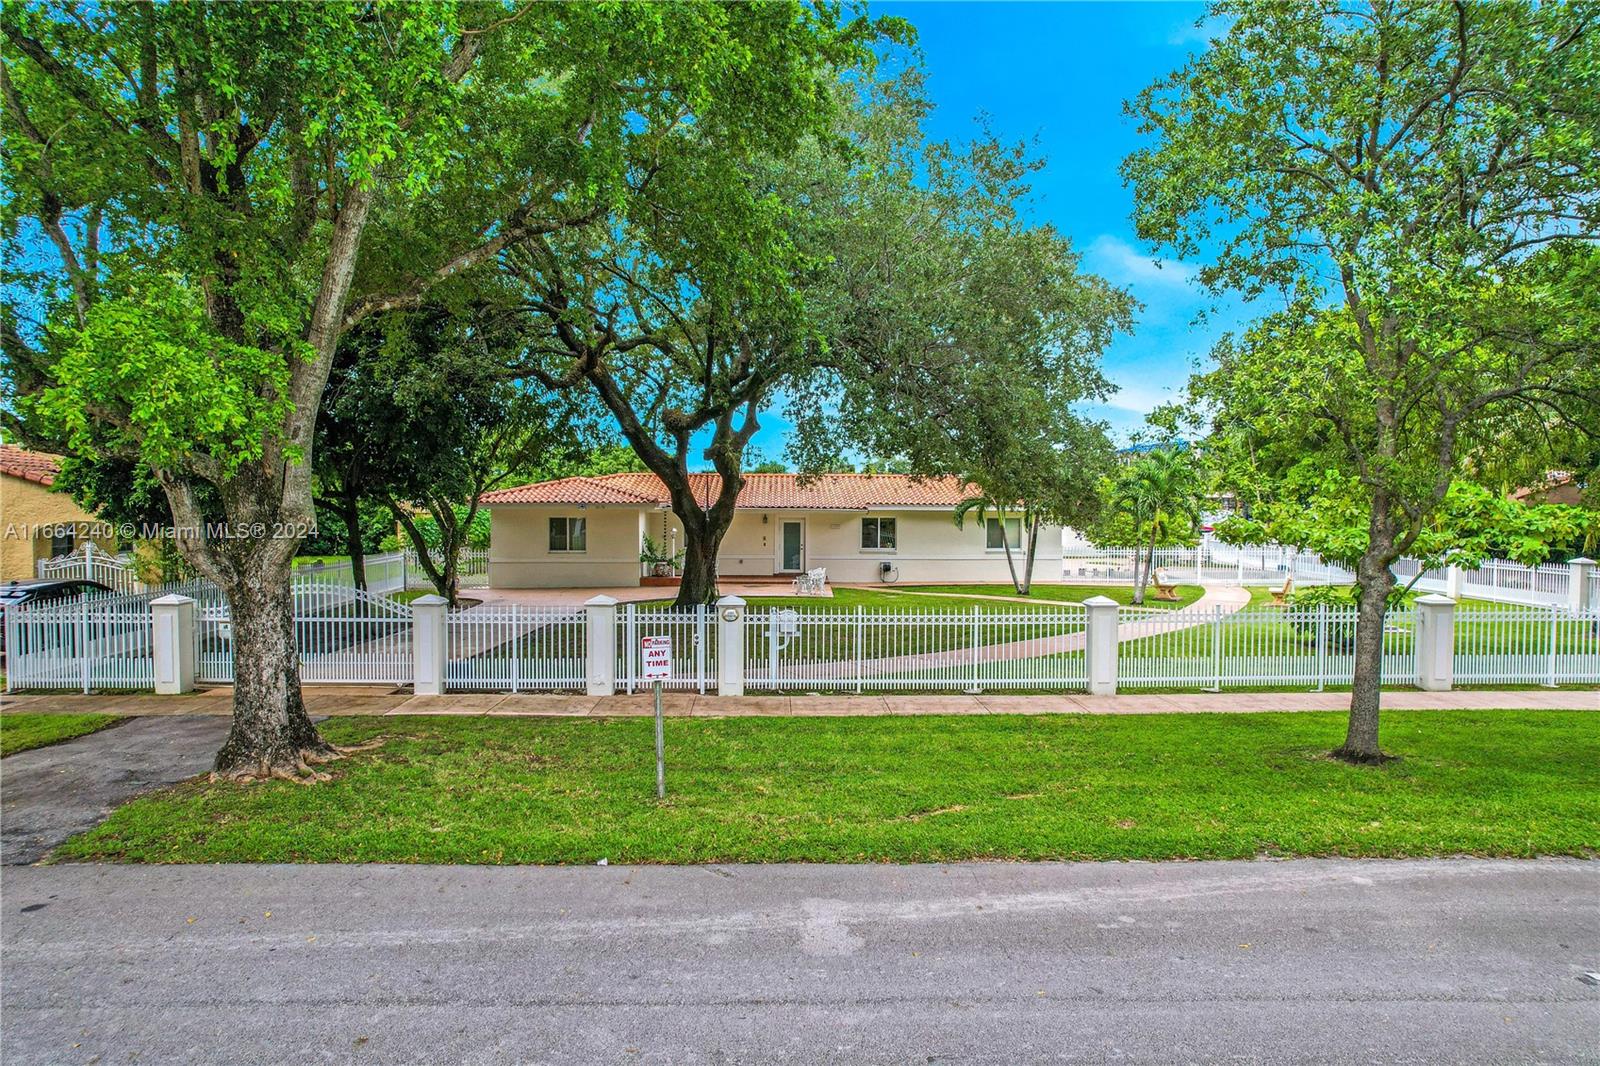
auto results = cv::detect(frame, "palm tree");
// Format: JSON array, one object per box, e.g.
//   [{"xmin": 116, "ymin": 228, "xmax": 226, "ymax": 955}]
[
  {"xmin": 955, "ymin": 495, "xmax": 1037, "ymax": 594},
  {"xmin": 1106, "ymin": 449, "xmax": 1203, "ymax": 604}
]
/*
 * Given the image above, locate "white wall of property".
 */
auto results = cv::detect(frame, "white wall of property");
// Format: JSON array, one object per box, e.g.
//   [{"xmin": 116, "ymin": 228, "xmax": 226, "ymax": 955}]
[
  {"xmin": 488, "ymin": 505, "xmax": 648, "ymax": 588},
  {"xmin": 488, "ymin": 504, "xmax": 1065, "ymax": 588}
]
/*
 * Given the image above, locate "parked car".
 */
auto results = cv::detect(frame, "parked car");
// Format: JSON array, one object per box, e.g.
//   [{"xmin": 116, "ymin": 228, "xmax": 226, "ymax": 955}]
[{"xmin": 0, "ymin": 579, "xmax": 113, "ymax": 657}]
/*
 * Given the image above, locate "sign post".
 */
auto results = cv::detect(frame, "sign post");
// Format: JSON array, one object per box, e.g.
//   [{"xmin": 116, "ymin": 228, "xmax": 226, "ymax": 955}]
[{"xmin": 640, "ymin": 635, "xmax": 673, "ymax": 798}]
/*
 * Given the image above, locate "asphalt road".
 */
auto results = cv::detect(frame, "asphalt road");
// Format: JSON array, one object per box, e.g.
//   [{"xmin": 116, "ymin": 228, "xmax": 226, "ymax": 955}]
[
  {"xmin": 0, "ymin": 716, "xmax": 231, "ymax": 865},
  {"xmin": 2, "ymin": 859, "xmax": 1596, "ymax": 1064}
]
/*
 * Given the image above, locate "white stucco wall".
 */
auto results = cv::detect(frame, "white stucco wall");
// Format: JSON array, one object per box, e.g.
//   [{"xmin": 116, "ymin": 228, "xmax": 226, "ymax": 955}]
[
  {"xmin": 489, "ymin": 503, "xmax": 1065, "ymax": 588},
  {"xmin": 488, "ymin": 505, "xmax": 649, "ymax": 588}
]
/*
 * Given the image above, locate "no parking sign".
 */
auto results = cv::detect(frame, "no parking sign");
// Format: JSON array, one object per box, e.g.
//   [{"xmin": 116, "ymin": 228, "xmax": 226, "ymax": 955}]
[
  {"xmin": 642, "ymin": 636, "xmax": 671, "ymax": 797},
  {"xmin": 641, "ymin": 635, "xmax": 673, "ymax": 681}
]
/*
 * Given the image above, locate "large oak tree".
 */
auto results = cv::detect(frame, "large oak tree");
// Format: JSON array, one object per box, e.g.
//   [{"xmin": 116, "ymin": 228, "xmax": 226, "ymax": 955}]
[{"xmin": 2, "ymin": 0, "xmax": 879, "ymax": 778}]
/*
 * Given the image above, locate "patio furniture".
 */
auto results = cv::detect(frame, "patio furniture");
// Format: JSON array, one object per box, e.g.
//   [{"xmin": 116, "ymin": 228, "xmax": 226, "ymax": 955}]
[
  {"xmin": 793, "ymin": 567, "xmax": 828, "ymax": 595},
  {"xmin": 1270, "ymin": 575, "xmax": 1294, "ymax": 606},
  {"xmin": 1152, "ymin": 568, "xmax": 1179, "ymax": 601}
]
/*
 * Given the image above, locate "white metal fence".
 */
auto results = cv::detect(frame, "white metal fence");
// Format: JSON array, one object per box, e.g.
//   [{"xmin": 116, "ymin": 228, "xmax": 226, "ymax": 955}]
[
  {"xmin": 404, "ymin": 546, "xmax": 489, "ymax": 590},
  {"xmin": 1070, "ymin": 539, "xmax": 1592, "ymax": 610},
  {"xmin": 7, "ymin": 594, "xmax": 1597, "ymax": 694},
  {"xmin": 743, "ymin": 606, "xmax": 1090, "ymax": 691},
  {"xmin": 617, "ymin": 604, "xmax": 715, "ymax": 693},
  {"xmin": 444, "ymin": 605, "xmax": 587, "ymax": 691},
  {"xmin": 3, "ymin": 591, "xmax": 155, "ymax": 690},
  {"xmin": 1114, "ymin": 605, "xmax": 1417, "ymax": 690},
  {"xmin": 196, "ymin": 584, "xmax": 414, "ymax": 686},
  {"xmin": 1454, "ymin": 606, "xmax": 1600, "ymax": 686},
  {"xmin": 35, "ymin": 543, "xmax": 144, "ymax": 593}
]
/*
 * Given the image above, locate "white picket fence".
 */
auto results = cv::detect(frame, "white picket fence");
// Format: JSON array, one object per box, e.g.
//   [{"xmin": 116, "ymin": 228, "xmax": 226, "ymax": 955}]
[
  {"xmin": 444, "ymin": 605, "xmax": 587, "ymax": 691},
  {"xmin": 743, "ymin": 606, "xmax": 1090, "ymax": 691},
  {"xmin": 1072, "ymin": 540, "xmax": 1594, "ymax": 610},
  {"xmin": 3, "ymin": 590, "xmax": 155, "ymax": 690},
  {"xmin": 195, "ymin": 584, "xmax": 414, "ymax": 686},
  {"xmin": 1454, "ymin": 605, "xmax": 1600, "ymax": 686},
  {"xmin": 404, "ymin": 546, "xmax": 489, "ymax": 590},
  {"xmin": 8, "ymin": 594, "xmax": 1598, "ymax": 693},
  {"xmin": 1114, "ymin": 605, "xmax": 1420, "ymax": 690}
]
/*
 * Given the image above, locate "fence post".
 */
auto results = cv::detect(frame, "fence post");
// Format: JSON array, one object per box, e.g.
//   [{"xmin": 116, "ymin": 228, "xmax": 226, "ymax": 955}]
[
  {"xmin": 854, "ymin": 605, "xmax": 864, "ymax": 695},
  {"xmin": 151, "ymin": 594, "xmax": 197, "ymax": 695},
  {"xmin": 1545, "ymin": 602, "xmax": 1559, "ymax": 688},
  {"xmin": 1413, "ymin": 594, "xmax": 1455, "ymax": 692},
  {"xmin": 78, "ymin": 593, "xmax": 90, "ymax": 693},
  {"xmin": 967, "ymin": 605, "xmax": 982, "ymax": 693},
  {"xmin": 1083, "ymin": 595, "xmax": 1119, "ymax": 696},
  {"xmin": 715, "ymin": 595, "xmax": 745, "ymax": 696},
  {"xmin": 1315, "ymin": 603, "xmax": 1327, "ymax": 692},
  {"xmin": 410, "ymin": 594, "xmax": 448, "ymax": 695},
  {"xmin": 1567, "ymin": 557, "xmax": 1594, "ymax": 616},
  {"xmin": 1445, "ymin": 564, "xmax": 1462, "ymax": 601},
  {"xmin": 584, "ymin": 595, "xmax": 618, "ymax": 697}
]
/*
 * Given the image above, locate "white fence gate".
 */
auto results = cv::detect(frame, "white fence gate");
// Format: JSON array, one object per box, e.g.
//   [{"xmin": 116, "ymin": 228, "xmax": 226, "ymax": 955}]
[
  {"xmin": 196, "ymin": 584, "xmax": 414, "ymax": 686},
  {"xmin": 36, "ymin": 543, "xmax": 144, "ymax": 594},
  {"xmin": 617, "ymin": 604, "xmax": 714, "ymax": 693},
  {"xmin": 444, "ymin": 605, "xmax": 587, "ymax": 691}
]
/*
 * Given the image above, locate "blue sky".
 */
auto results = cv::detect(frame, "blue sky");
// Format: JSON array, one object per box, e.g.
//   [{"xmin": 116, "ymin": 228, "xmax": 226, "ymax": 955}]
[{"xmin": 742, "ymin": 0, "xmax": 1252, "ymax": 463}]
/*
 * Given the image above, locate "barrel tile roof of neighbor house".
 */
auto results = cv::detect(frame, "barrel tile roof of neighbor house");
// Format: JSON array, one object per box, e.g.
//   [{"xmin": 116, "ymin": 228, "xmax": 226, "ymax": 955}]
[
  {"xmin": 481, "ymin": 472, "xmax": 981, "ymax": 510},
  {"xmin": 0, "ymin": 444, "xmax": 62, "ymax": 487}
]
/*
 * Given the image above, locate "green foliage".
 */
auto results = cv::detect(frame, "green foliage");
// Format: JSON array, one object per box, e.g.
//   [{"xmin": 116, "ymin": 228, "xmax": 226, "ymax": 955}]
[
  {"xmin": 638, "ymin": 535, "xmax": 685, "ymax": 569},
  {"xmin": 380, "ymin": 507, "xmax": 491, "ymax": 553},
  {"xmin": 1098, "ymin": 448, "xmax": 1206, "ymax": 549},
  {"xmin": 1242, "ymin": 476, "xmax": 1599, "ymax": 571},
  {"xmin": 40, "ymin": 282, "xmax": 301, "ymax": 474},
  {"xmin": 1210, "ymin": 514, "xmax": 1270, "ymax": 548}
]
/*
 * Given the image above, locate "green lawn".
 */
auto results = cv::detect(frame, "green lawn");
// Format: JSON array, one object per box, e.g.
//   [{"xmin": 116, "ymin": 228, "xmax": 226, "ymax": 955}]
[
  {"xmin": 894, "ymin": 583, "xmax": 1208, "ymax": 609},
  {"xmin": 1, "ymin": 713, "xmax": 122, "ymax": 758},
  {"xmin": 55, "ymin": 710, "xmax": 1599, "ymax": 864}
]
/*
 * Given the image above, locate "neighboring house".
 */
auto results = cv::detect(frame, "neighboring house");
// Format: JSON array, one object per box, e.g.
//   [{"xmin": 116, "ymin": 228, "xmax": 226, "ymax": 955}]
[
  {"xmin": 481, "ymin": 473, "xmax": 1065, "ymax": 589},
  {"xmin": 1509, "ymin": 470, "xmax": 1584, "ymax": 507},
  {"xmin": 0, "ymin": 445, "xmax": 115, "ymax": 582}
]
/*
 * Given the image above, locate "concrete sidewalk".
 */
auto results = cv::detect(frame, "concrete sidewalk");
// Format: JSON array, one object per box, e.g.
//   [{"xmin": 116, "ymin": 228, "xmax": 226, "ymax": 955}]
[{"xmin": 2, "ymin": 685, "xmax": 1594, "ymax": 719}]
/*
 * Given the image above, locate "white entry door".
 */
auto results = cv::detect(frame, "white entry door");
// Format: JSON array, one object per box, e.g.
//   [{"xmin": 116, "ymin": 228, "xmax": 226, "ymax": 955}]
[{"xmin": 780, "ymin": 520, "xmax": 805, "ymax": 573}]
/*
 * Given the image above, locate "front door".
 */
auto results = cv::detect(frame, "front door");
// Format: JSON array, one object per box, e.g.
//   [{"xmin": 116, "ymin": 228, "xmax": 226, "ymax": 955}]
[{"xmin": 781, "ymin": 520, "xmax": 804, "ymax": 572}]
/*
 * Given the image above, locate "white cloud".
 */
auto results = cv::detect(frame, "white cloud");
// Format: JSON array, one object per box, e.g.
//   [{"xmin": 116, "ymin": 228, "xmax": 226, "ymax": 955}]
[
  {"xmin": 1166, "ymin": 14, "xmax": 1231, "ymax": 47},
  {"xmin": 1085, "ymin": 235, "xmax": 1200, "ymax": 293}
]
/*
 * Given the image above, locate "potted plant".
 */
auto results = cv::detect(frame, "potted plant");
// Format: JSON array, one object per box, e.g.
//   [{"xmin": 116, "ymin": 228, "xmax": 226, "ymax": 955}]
[{"xmin": 639, "ymin": 535, "xmax": 684, "ymax": 577}]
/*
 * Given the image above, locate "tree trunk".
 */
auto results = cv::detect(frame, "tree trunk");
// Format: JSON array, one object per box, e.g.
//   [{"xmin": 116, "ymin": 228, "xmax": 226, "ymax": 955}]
[
  {"xmin": 675, "ymin": 524, "xmax": 725, "ymax": 607},
  {"xmin": 211, "ymin": 566, "xmax": 336, "ymax": 778},
  {"xmin": 1021, "ymin": 517, "xmax": 1040, "ymax": 595},
  {"xmin": 1001, "ymin": 517, "xmax": 1022, "ymax": 594},
  {"xmin": 339, "ymin": 493, "xmax": 367, "ymax": 592},
  {"xmin": 1337, "ymin": 539, "xmax": 1398, "ymax": 763}
]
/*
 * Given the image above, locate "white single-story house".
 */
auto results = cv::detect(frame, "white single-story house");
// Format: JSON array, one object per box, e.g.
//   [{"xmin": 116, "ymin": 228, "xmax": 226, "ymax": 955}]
[{"xmin": 481, "ymin": 472, "xmax": 1065, "ymax": 589}]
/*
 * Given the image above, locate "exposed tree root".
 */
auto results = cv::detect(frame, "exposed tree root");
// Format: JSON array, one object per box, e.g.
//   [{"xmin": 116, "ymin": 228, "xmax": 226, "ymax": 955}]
[
  {"xmin": 209, "ymin": 736, "xmax": 388, "ymax": 784},
  {"xmin": 1330, "ymin": 746, "xmax": 1399, "ymax": 766}
]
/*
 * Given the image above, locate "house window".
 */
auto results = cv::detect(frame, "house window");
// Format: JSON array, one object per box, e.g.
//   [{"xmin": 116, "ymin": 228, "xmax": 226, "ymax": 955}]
[
  {"xmin": 549, "ymin": 516, "xmax": 587, "ymax": 553},
  {"xmin": 49, "ymin": 530, "xmax": 76, "ymax": 558},
  {"xmin": 986, "ymin": 517, "xmax": 1022, "ymax": 551},
  {"xmin": 861, "ymin": 517, "xmax": 896, "ymax": 550}
]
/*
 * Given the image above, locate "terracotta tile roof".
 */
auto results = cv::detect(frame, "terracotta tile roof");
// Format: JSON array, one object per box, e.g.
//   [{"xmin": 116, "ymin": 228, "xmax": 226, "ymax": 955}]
[
  {"xmin": 0, "ymin": 444, "xmax": 61, "ymax": 487},
  {"xmin": 482, "ymin": 472, "xmax": 979, "ymax": 510}
]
